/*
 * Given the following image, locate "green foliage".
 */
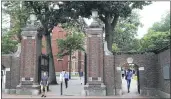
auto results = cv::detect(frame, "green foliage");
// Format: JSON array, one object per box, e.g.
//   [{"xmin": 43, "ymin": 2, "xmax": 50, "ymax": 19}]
[
  {"xmin": 151, "ymin": 12, "xmax": 170, "ymax": 32},
  {"xmin": 113, "ymin": 11, "xmax": 170, "ymax": 52},
  {"xmin": 140, "ymin": 12, "xmax": 170, "ymax": 51},
  {"xmin": 112, "ymin": 43, "xmax": 120, "ymax": 52},
  {"xmin": 3, "ymin": 1, "xmax": 31, "ymax": 42},
  {"xmin": 57, "ymin": 26, "xmax": 85, "ymax": 58},
  {"xmin": 2, "ymin": 33, "xmax": 18, "ymax": 54},
  {"xmin": 140, "ymin": 29, "xmax": 170, "ymax": 51},
  {"xmin": 112, "ymin": 11, "xmax": 142, "ymax": 52},
  {"xmin": 63, "ymin": 1, "xmax": 151, "ymax": 51},
  {"xmin": 22, "ymin": 1, "xmax": 151, "ymax": 51}
]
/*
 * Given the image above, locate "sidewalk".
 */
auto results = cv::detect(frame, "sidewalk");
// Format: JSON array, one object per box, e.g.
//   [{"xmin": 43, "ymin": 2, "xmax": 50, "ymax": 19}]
[
  {"xmin": 121, "ymin": 77, "xmax": 139, "ymax": 96},
  {"xmin": 2, "ymin": 93, "xmax": 156, "ymax": 99},
  {"xmin": 2, "ymin": 77, "xmax": 156, "ymax": 98},
  {"xmin": 48, "ymin": 77, "xmax": 84, "ymax": 96}
]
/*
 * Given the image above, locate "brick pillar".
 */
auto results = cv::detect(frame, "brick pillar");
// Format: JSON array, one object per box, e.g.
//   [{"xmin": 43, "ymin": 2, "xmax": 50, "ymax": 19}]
[
  {"xmin": 83, "ymin": 16, "xmax": 106, "ymax": 96},
  {"xmin": 16, "ymin": 19, "xmax": 42, "ymax": 95}
]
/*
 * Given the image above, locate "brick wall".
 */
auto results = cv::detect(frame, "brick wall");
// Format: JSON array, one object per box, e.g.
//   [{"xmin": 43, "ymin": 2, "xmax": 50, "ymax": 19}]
[
  {"xmin": 113, "ymin": 52, "xmax": 158, "ymax": 95},
  {"xmin": 104, "ymin": 55, "xmax": 115, "ymax": 95},
  {"xmin": 157, "ymin": 49, "xmax": 170, "ymax": 94},
  {"xmin": 42, "ymin": 26, "xmax": 84, "ymax": 72},
  {"xmin": 2, "ymin": 55, "xmax": 20, "ymax": 90}
]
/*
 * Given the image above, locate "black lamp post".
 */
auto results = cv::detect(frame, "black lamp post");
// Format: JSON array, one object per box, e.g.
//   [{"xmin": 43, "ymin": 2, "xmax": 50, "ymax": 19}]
[{"xmin": 84, "ymin": 52, "xmax": 87, "ymax": 85}]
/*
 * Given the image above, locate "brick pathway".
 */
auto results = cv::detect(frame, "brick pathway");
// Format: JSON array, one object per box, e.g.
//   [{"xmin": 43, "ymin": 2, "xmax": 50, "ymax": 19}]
[{"xmin": 2, "ymin": 77, "xmax": 156, "ymax": 99}]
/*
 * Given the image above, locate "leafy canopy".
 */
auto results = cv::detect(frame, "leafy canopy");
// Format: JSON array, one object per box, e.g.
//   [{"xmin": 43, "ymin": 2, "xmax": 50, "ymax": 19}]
[
  {"xmin": 140, "ymin": 11, "xmax": 170, "ymax": 51},
  {"xmin": 2, "ymin": 33, "xmax": 18, "ymax": 54},
  {"xmin": 3, "ymin": 1, "xmax": 31, "ymax": 42},
  {"xmin": 112, "ymin": 11, "xmax": 142, "ymax": 52},
  {"xmin": 57, "ymin": 23, "xmax": 85, "ymax": 58}
]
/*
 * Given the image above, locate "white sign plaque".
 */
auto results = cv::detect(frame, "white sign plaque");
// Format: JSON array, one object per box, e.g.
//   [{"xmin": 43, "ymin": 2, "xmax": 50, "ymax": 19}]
[
  {"xmin": 116, "ymin": 67, "xmax": 121, "ymax": 71},
  {"xmin": 5, "ymin": 68, "xmax": 10, "ymax": 71},
  {"xmin": 139, "ymin": 67, "xmax": 144, "ymax": 70}
]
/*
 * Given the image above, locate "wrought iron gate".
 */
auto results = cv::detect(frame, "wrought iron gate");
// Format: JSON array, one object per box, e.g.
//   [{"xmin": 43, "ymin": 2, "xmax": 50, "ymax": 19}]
[
  {"xmin": 38, "ymin": 54, "xmax": 49, "ymax": 83},
  {"xmin": 84, "ymin": 53, "xmax": 87, "ymax": 85},
  {"xmin": 137, "ymin": 67, "xmax": 140, "ymax": 94}
]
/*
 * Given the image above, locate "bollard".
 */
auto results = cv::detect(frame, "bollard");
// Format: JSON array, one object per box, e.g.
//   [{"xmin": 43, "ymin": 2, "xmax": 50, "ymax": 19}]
[{"xmin": 60, "ymin": 82, "xmax": 63, "ymax": 95}]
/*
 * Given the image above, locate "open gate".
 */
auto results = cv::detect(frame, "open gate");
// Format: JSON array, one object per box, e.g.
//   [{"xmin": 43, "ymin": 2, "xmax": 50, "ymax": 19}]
[
  {"xmin": 84, "ymin": 53, "xmax": 87, "ymax": 85},
  {"xmin": 38, "ymin": 54, "xmax": 49, "ymax": 83},
  {"xmin": 137, "ymin": 67, "xmax": 140, "ymax": 94}
]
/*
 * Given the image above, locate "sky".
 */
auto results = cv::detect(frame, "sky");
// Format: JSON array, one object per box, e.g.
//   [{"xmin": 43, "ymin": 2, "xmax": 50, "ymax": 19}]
[
  {"xmin": 2, "ymin": 1, "xmax": 170, "ymax": 38},
  {"xmin": 84, "ymin": 1, "xmax": 170, "ymax": 39},
  {"xmin": 136, "ymin": 1, "xmax": 170, "ymax": 38}
]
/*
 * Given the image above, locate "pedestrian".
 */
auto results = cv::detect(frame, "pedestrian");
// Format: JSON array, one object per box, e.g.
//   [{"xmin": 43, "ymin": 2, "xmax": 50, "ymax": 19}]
[
  {"xmin": 79, "ymin": 69, "xmax": 84, "ymax": 85},
  {"xmin": 59, "ymin": 70, "xmax": 65, "ymax": 82},
  {"xmin": 125, "ymin": 69, "xmax": 133, "ymax": 93},
  {"xmin": 40, "ymin": 72, "xmax": 48, "ymax": 97},
  {"xmin": 64, "ymin": 71, "xmax": 69, "ymax": 88}
]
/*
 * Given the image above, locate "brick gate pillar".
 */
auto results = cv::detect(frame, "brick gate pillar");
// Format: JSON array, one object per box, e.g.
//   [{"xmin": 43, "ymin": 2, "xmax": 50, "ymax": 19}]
[
  {"xmin": 16, "ymin": 14, "xmax": 42, "ymax": 95},
  {"xmin": 83, "ymin": 10, "xmax": 106, "ymax": 96}
]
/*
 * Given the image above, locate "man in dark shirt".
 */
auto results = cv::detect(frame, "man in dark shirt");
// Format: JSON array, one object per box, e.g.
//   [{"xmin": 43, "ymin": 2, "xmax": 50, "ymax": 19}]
[
  {"xmin": 125, "ymin": 69, "xmax": 133, "ymax": 93},
  {"xmin": 40, "ymin": 72, "xmax": 48, "ymax": 97}
]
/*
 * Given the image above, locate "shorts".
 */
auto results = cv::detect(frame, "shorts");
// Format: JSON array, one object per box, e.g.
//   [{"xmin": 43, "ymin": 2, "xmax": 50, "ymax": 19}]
[{"xmin": 41, "ymin": 85, "xmax": 47, "ymax": 92}]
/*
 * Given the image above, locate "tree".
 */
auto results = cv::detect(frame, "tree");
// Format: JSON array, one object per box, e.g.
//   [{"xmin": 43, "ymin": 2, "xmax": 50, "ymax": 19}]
[
  {"xmin": 151, "ymin": 11, "xmax": 170, "ymax": 32},
  {"xmin": 3, "ymin": 1, "xmax": 31, "ymax": 42},
  {"xmin": 112, "ymin": 11, "xmax": 142, "ymax": 52},
  {"xmin": 140, "ymin": 12, "xmax": 170, "ymax": 51},
  {"xmin": 23, "ymin": 1, "xmax": 86, "ymax": 83},
  {"xmin": 140, "ymin": 29, "xmax": 170, "ymax": 51},
  {"xmin": 63, "ymin": 1, "xmax": 151, "ymax": 51},
  {"xmin": 23, "ymin": 1, "xmax": 69, "ymax": 84},
  {"xmin": 57, "ymin": 23, "xmax": 85, "ymax": 79},
  {"xmin": 2, "ymin": 33, "xmax": 18, "ymax": 54}
]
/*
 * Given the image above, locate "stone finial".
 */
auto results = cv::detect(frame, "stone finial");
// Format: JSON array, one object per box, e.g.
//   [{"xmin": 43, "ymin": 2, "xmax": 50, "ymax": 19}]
[
  {"xmin": 22, "ymin": 14, "xmax": 41, "ymax": 33},
  {"xmin": 89, "ymin": 9, "xmax": 102, "ymax": 28}
]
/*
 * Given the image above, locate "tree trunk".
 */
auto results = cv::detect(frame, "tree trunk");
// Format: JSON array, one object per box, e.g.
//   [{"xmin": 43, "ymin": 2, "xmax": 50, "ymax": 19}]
[
  {"xmin": 105, "ymin": 23, "xmax": 113, "ymax": 52},
  {"xmin": 69, "ymin": 51, "xmax": 72, "ymax": 79},
  {"xmin": 104, "ymin": 14, "xmax": 119, "ymax": 52},
  {"xmin": 45, "ymin": 34, "xmax": 57, "ymax": 84}
]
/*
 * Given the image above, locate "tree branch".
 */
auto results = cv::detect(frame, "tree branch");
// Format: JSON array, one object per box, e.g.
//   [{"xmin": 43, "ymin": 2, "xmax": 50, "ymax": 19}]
[
  {"xmin": 111, "ymin": 14, "xmax": 119, "ymax": 28},
  {"xmin": 99, "ymin": 15, "xmax": 105, "ymax": 23}
]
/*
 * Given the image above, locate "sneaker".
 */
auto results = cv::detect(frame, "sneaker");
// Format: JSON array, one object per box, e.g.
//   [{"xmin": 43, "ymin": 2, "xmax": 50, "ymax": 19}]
[
  {"xmin": 41, "ymin": 95, "xmax": 44, "ymax": 97},
  {"xmin": 44, "ymin": 95, "xmax": 46, "ymax": 97}
]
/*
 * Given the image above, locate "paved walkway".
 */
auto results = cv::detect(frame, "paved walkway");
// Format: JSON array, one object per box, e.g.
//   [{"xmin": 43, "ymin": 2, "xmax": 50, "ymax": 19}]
[
  {"xmin": 121, "ymin": 77, "xmax": 139, "ymax": 96},
  {"xmin": 2, "ymin": 77, "xmax": 156, "ymax": 98},
  {"xmin": 48, "ymin": 77, "xmax": 84, "ymax": 96}
]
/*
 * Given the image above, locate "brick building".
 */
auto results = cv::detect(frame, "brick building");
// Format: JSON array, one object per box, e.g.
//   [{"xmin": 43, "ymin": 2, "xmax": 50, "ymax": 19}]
[{"xmin": 42, "ymin": 25, "xmax": 84, "ymax": 72}]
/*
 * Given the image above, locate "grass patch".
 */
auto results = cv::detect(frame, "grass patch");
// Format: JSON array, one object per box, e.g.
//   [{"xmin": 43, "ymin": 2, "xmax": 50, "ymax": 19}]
[
  {"xmin": 55, "ymin": 72, "xmax": 79, "ymax": 77},
  {"xmin": 133, "ymin": 76, "xmax": 137, "ymax": 80}
]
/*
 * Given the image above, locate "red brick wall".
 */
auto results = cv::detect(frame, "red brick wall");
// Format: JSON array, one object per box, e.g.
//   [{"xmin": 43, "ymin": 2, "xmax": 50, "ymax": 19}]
[{"xmin": 42, "ymin": 26, "xmax": 69, "ymax": 72}]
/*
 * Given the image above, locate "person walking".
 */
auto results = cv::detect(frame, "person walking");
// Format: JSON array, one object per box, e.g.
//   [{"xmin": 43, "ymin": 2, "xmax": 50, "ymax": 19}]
[
  {"xmin": 64, "ymin": 71, "xmax": 69, "ymax": 88},
  {"xmin": 40, "ymin": 72, "xmax": 48, "ymax": 97},
  {"xmin": 59, "ymin": 70, "xmax": 65, "ymax": 82},
  {"xmin": 125, "ymin": 69, "xmax": 133, "ymax": 93},
  {"xmin": 79, "ymin": 69, "xmax": 84, "ymax": 85}
]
